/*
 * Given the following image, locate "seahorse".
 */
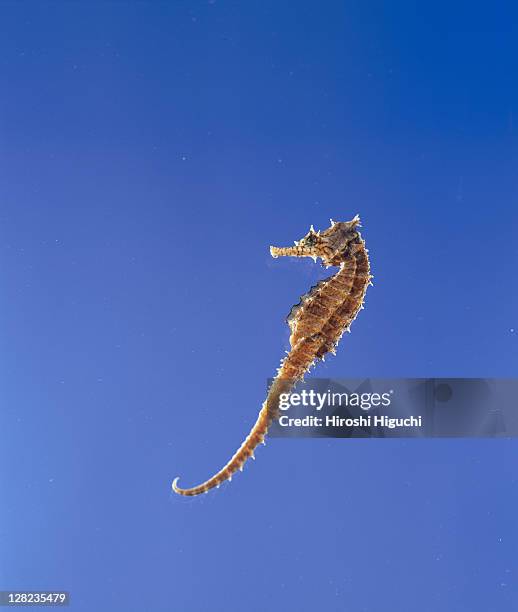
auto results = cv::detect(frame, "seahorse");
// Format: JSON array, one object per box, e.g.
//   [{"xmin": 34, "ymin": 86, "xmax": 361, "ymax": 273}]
[{"xmin": 172, "ymin": 215, "xmax": 372, "ymax": 496}]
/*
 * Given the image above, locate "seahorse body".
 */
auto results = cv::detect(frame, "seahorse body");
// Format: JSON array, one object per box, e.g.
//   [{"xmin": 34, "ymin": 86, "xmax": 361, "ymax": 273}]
[{"xmin": 173, "ymin": 216, "xmax": 371, "ymax": 496}]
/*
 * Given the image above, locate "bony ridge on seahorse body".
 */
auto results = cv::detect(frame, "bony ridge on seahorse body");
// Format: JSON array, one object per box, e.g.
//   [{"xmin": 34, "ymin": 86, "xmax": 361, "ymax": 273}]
[{"xmin": 172, "ymin": 215, "xmax": 372, "ymax": 496}]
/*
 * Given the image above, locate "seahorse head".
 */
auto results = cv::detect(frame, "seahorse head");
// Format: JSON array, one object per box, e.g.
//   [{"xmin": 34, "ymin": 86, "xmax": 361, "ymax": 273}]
[{"xmin": 270, "ymin": 215, "xmax": 362, "ymax": 267}]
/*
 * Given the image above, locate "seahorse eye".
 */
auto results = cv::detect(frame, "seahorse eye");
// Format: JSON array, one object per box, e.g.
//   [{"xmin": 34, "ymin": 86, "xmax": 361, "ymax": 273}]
[{"xmin": 305, "ymin": 234, "xmax": 316, "ymax": 246}]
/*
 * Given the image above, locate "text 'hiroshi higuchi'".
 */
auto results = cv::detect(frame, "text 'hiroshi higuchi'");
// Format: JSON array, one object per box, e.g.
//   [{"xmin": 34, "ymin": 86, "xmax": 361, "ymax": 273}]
[{"xmin": 278, "ymin": 414, "xmax": 422, "ymax": 430}]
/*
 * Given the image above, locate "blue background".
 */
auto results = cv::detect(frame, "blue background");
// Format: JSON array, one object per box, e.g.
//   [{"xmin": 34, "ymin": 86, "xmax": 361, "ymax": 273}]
[{"xmin": 1, "ymin": 2, "xmax": 517, "ymax": 611}]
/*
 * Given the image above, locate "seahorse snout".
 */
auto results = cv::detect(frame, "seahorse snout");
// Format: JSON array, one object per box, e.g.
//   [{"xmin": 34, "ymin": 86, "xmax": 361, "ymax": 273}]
[{"xmin": 270, "ymin": 244, "xmax": 313, "ymax": 258}]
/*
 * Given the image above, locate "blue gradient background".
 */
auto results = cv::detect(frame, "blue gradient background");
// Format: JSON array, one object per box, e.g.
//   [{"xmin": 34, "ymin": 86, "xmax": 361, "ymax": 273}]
[{"xmin": 1, "ymin": 2, "xmax": 517, "ymax": 611}]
